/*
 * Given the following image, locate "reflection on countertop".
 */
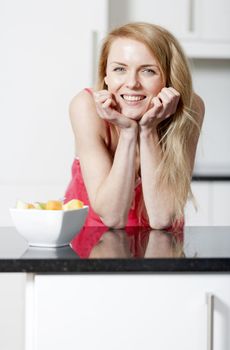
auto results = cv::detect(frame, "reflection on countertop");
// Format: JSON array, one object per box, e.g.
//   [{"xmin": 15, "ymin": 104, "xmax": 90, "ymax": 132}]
[
  {"xmin": 1, "ymin": 226, "xmax": 230, "ymax": 272},
  {"xmin": 75, "ymin": 227, "xmax": 184, "ymax": 259}
]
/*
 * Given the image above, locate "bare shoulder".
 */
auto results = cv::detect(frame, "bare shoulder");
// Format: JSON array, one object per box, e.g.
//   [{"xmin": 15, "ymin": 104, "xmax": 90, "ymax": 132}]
[
  {"xmin": 69, "ymin": 89, "xmax": 105, "ymax": 137},
  {"xmin": 192, "ymin": 92, "xmax": 205, "ymax": 127},
  {"xmin": 69, "ymin": 89, "xmax": 94, "ymax": 114}
]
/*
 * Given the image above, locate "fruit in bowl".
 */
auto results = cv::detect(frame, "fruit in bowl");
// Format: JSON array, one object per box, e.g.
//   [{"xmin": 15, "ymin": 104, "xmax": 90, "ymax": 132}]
[
  {"xmin": 10, "ymin": 198, "xmax": 88, "ymax": 248},
  {"xmin": 15, "ymin": 198, "xmax": 84, "ymax": 211}
]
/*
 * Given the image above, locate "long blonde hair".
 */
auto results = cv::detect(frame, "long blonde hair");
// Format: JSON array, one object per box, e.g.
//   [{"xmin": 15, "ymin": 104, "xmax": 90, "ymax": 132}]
[{"xmin": 96, "ymin": 22, "xmax": 200, "ymax": 222}]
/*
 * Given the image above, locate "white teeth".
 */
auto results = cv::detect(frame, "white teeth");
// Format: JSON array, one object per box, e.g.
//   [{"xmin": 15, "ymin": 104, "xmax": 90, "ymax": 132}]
[{"xmin": 122, "ymin": 95, "xmax": 145, "ymax": 101}]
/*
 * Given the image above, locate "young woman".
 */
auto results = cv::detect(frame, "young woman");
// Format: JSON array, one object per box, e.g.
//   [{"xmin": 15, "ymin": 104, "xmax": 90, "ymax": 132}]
[{"xmin": 64, "ymin": 22, "xmax": 205, "ymax": 233}]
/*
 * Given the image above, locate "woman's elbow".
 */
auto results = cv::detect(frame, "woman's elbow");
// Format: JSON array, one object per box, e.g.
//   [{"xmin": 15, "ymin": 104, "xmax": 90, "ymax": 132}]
[
  {"xmin": 149, "ymin": 217, "xmax": 173, "ymax": 230},
  {"xmin": 99, "ymin": 215, "xmax": 126, "ymax": 229}
]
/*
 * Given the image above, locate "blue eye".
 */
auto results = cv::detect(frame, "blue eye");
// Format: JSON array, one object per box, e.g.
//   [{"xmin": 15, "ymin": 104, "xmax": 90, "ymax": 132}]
[
  {"xmin": 113, "ymin": 67, "xmax": 125, "ymax": 72},
  {"xmin": 143, "ymin": 69, "xmax": 155, "ymax": 74}
]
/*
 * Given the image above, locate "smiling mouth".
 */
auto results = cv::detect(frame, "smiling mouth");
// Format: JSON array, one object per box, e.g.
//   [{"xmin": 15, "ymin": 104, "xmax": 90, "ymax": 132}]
[{"xmin": 121, "ymin": 94, "xmax": 146, "ymax": 102}]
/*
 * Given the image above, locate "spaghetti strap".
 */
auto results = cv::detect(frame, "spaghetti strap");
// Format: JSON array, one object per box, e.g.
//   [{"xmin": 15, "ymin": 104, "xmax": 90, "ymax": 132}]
[{"xmin": 84, "ymin": 87, "xmax": 93, "ymax": 95}]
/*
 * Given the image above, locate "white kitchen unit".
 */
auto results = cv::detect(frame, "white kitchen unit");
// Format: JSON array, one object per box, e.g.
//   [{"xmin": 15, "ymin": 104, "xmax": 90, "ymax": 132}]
[
  {"xmin": 1, "ymin": 227, "xmax": 230, "ymax": 350},
  {"xmin": 0, "ymin": 0, "xmax": 108, "ymax": 226},
  {"xmin": 30, "ymin": 274, "xmax": 230, "ymax": 350},
  {"xmin": 109, "ymin": 0, "xmax": 230, "ymax": 58},
  {"xmin": 212, "ymin": 182, "xmax": 230, "ymax": 225},
  {"xmin": 185, "ymin": 181, "xmax": 230, "ymax": 226},
  {"xmin": 0, "ymin": 273, "xmax": 25, "ymax": 350}
]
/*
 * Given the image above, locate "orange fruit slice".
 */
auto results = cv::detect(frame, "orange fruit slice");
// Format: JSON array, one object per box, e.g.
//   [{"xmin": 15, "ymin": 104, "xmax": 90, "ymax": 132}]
[
  {"xmin": 63, "ymin": 199, "xmax": 84, "ymax": 210},
  {"xmin": 46, "ymin": 200, "xmax": 63, "ymax": 210}
]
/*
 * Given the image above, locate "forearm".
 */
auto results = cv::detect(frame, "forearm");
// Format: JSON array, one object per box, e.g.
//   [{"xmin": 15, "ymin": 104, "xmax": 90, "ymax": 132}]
[
  {"xmin": 140, "ymin": 129, "xmax": 175, "ymax": 229},
  {"xmin": 94, "ymin": 127, "xmax": 138, "ymax": 228}
]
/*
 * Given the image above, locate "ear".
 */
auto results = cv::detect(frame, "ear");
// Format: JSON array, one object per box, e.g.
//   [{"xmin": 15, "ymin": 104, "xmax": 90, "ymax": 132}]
[{"xmin": 104, "ymin": 76, "xmax": 108, "ymax": 86}]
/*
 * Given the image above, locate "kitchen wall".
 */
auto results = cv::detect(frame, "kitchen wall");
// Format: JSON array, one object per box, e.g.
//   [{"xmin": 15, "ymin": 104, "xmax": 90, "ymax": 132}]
[
  {"xmin": 0, "ymin": 2, "xmax": 108, "ymax": 350},
  {"xmin": 0, "ymin": 0, "xmax": 108, "ymax": 226}
]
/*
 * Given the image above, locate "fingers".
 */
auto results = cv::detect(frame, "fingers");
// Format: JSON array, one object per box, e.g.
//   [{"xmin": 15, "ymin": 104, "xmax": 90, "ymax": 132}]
[
  {"xmin": 140, "ymin": 87, "xmax": 180, "ymax": 128},
  {"xmin": 139, "ymin": 97, "xmax": 162, "ymax": 127},
  {"xmin": 152, "ymin": 96, "xmax": 163, "ymax": 115},
  {"xmin": 93, "ymin": 90, "xmax": 136, "ymax": 129},
  {"xmin": 93, "ymin": 91, "xmax": 117, "ymax": 122},
  {"xmin": 94, "ymin": 90, "xmax": 116, "ymax": 108},
  {"xmin": 157, "ymin": 87, "xmax": 180, "ymax": 119},
  {"xmin": 101, "ymin": 98, "xmax": 113, "ymax": 109},
  {"xmin": 147, "ymin": 97, "xmax": 163, "ymax": 119}
]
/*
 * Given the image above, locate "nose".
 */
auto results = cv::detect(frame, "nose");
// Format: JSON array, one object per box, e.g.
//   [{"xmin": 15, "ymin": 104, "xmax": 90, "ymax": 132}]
[{"xmin": 125, "ymin": 72, "xmax": 140, "ymax": 89}]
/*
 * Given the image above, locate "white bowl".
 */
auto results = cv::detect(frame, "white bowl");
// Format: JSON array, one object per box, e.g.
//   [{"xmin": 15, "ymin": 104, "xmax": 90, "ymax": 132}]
[{"xmin": 9, "ymin": 206, "xmax": 89, "ymax": 247}]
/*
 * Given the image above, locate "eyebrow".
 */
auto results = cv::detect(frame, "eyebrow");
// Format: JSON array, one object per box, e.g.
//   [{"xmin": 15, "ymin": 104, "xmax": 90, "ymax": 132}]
[{"xmin": 110, "ymin": 61, "xmax": 159, "ymax": 68}]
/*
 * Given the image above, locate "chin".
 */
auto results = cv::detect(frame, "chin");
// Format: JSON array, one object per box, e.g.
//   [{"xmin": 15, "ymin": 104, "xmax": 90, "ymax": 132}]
[
  {"xmin": 121, "ymin": 107, "xmax": 144, "ymax": 121},
  {"xmin": 126, "ymin": 114, "xmax": 142, "ymax": 121}
]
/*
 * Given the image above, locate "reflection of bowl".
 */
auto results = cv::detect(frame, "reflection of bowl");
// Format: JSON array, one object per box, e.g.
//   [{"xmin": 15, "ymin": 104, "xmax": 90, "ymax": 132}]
[{"xmin": 9, "ymin": 206, "xmax": 88, "ymax": 247}]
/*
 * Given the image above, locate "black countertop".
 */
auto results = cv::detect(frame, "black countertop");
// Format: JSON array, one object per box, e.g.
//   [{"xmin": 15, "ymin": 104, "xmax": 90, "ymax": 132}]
[
  {"xmin": 192, "ymin": 164, "xmax": 230, "ymax": 181},
  {"xmin": 0, "ymin": 226, "xmax": 230, "ymax": 273},
  {"xmin": 192, "ymin": 175, "xmax": 230, "ymax": 181}
]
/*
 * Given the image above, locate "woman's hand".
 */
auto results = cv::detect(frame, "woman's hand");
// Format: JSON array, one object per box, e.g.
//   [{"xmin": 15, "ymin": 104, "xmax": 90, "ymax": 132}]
[
  {"xmin": 139, "ymin": 87, "xmax": 180, "ymax": 132},
  {"xmin": 94, "ymin": 90, "xmax": 138, "ymax": 131}
]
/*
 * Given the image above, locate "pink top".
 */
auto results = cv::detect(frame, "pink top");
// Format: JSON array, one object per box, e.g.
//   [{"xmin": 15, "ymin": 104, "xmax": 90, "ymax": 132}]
[
  {"xmin": 64, "ymin": 157, "xmax": 148, "ymax": 227},
  {"xmin": 64, "ymin": 88, "xmax": 184, "ymax": 254}
]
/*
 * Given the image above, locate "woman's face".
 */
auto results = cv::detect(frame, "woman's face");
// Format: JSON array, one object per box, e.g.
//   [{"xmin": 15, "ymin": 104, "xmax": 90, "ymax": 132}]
[{"xmin": 104, "ymin": 37, "xmax": 165, "ymax": 120}]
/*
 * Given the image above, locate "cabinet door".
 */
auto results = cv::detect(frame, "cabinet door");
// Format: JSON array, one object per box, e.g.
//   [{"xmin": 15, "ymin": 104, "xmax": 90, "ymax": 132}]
[
  {"xmin": 113, "ymin": 0, "xmax": 193, "ymax": 39},
  {"xmin": 110, "ymin": 0, "xmax": 230, "ymax": 41},
  {"xmin": 185, "ymin": 182, "xmax": 211, "ymax": 225},
  {"xmin": 109, "ymin": 0, "xmax": 230, "ymax": 57},
  {"xmin": 198, "ymin": 0, "xmax": 230, "ymax": 41},
  {"xmin": 212, "ymin": 182, "xmax": 230, "ymax": 225},
  {"xmin": 33, "ymin": 274, "xmax": 229, "ymax": 350}
]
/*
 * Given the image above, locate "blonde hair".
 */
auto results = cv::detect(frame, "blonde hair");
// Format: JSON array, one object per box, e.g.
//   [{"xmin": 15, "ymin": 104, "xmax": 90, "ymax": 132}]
[{"xmin": 96, "ymin": 22, "xmax": 200, "ymax": 223}]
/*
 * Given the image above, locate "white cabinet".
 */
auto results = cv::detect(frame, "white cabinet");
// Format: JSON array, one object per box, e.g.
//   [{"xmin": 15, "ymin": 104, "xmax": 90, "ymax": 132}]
[
  {"xmin": 33, "ymin": 274, "xmax": 230, "ymax": 350},
  {"xmin": 198, "ymin": 0, "xmax": 230, "ymax": 41},
  {"xmin": 182, "ymin": 0, "xmax": 230, "ymax": 58},
  {"xmin": 109, "ymin": 0, "xmax": 230, "ymax": 58},
  {"xmin": 115, "ymin": 0, "xmax": 193, "ymax": 39},
  {"xmin": 0, "ymin": 273, "xmax": 25, "ymax": 350},
  {"xmin": 212, "ymin": 182, "xmax": 230, "ymax": 225},
  {"xmin": 185, "ymin": 181, "xmax": 230, "ymax": 226}
]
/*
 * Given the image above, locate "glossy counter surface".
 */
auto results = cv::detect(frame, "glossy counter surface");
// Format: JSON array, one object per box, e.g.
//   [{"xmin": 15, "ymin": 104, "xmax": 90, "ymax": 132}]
[{"xmin": 0, "ymin": 226, "xmax": 230, "ymax": 272}]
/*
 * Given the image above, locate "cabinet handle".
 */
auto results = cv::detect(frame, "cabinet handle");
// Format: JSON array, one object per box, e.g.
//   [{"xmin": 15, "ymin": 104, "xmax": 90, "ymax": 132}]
[
  {"xmin": 188, "ymin": 0, "xmax": 195, "ymax": 32},
  {"xmin": 206, "ymin": 293, "xmax": 214, "ymax": 350}
]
